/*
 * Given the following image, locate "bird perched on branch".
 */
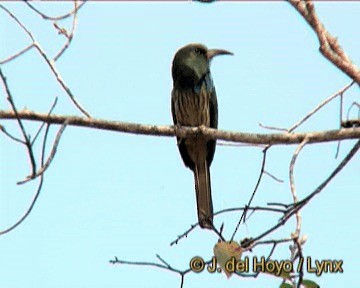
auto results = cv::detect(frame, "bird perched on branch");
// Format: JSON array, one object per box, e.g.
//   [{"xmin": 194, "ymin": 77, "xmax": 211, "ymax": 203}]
[{"xmin": 171, "ymin": 43, "xmax": 233, "ymax": 229}]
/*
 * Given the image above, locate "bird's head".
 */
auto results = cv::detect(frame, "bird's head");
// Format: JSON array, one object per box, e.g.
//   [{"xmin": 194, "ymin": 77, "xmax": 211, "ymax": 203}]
[{"xmin": 172, "ymin": 43, "xmax": 233, "ymax": 89}]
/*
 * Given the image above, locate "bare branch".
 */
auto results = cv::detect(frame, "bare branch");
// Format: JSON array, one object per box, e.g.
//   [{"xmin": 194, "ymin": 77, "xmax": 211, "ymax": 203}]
[
  {"xmin": 1, "ymin": 110, "xmax": 359, "ymax": 145},
  {"xmin": 283, "ymin": 139, "xmax": 360, "ymax": 221},
  {"xmin": 251, "ymin": 237, "xmax": 294, "ymax": 249},
  {"xmin": 247, "ymin": 139, "xmax": 359, "ymax": 246},
  {"xmin": 346, "ymin": 101, "xmax": 360, "ymax": 120},
  {"xmin": 170, "ymin": 205, "xmax": 286, "ymax": 246},
  {"xmin": 0, "ymin": 4, "xmax": 35, "ymax": 41},
  {"xmin": 217, "ymin": 141, "xmax": 266, "ymax": 148},
  {"xmin": 264, "ymin": 170, "xmax": 284, "ymax": 183},
  {"xmin": 289, "ymin": 138, "xmax": 308, "ymax": 236},
  {"xmin": 0, "ymin": 4, "xmax": 91, "ymax": 118},
  {"xmin": 288, "ymin": 81, "xmax": 355, "ymax": 132},
  {"xmin": 0, "ymin": 176, "xmax": 44, "ymax": 236},
  {"xmin": 110, "ymin": 256, "xmax": 189, "ymax": 274},
  {"xmin": 31, "ymin": 97, "xmax": 58, "ymax": 146},
  {"xmin": 259, "ymin": 122, "xmax": 287, "ymax": 132},
  {"xmin": 0, "ymin": 68, "xmax": 37, "ymax": 175},
  {"xmin": 289, "ymin": 1, "xmax": 360, "ymax": 83},
  {"xmin": 53, "ymin": 1, "xmax": 79, "ymax": 61},
  {"xmin": 170, "ymin": 224, "xmax": 198, "ymax": 246},
  {"xmin": 231, "ymin": 146, "xmax": 270, "ymax": 241},
  {"xmin": 17, "ymin": 120, "xmax": 68, "ymax": 185},
  {"xmin": 23, "ymin": 0, "xmax": 86, "ymax": 21},
  {"xmin": 288, "ymin": 139, "xmax": 309, "ymax": 288},
  {"xmin": 0, "ymin": 44, "xmax": 35, "ymax": 65},
  {"xmin": 0, "ymin": 124, "xmax": 25, "ymax": 144}
]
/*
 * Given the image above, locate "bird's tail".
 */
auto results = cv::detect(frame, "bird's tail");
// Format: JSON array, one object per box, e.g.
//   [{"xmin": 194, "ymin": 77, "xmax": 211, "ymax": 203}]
[{"xmin": 194, "ymin": 162, "xmax": 213, "ymax": 229}]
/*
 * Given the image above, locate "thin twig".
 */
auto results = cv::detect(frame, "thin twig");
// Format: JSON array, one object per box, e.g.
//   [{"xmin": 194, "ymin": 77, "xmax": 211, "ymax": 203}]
[
  {"xmin": 289, "ymin": 138, "xmax": 308, "ymax": 237},
  {"xmin": 251, "ymin": 237, "xmax": 294, "ymax": 249},
  {"xmin": 0, "ymin": 68, "xmax": 37, "ymax": 175},
  {"xmin": 264, "ymin": 170, "xmax": 284, "ymax": 183},
  {"xmin": 0, "ymin": 4, "xmax": 91, "ymax": 118},
  {"xmin": 31, "ymin": 97, "xmax": 58, "ymax": 146},
  {"xmin": 248, "ymin": 140, "xmax": 359, "ymax": 245},
  {"xmin": 156, "ymin": 254, "xmax": 172, "ymax": 269},
  {"xmin": 295, "ymin": 240, "xmax": 304, "ymax": 288},
  {"xmin": 336, "ymin": 90, "xmax": 344, "ymax": 158},
  {"xmin": 259, "ymin": 122, "xmax": 287, "ymax": 132},
  {"xmin": 0, "ymin": 44, "xmax": 35, "ymax": 65},
  {"xmin": 170, "ymin": 205, "xmax": 286, "ymax": 246},
  {"xmin": 210, "ymin": 223, "xmax": 226, "ymax": 242},
  {"xmin": 53, "ymin": 1, "xmax": 79, "ymax": 61},
  {"xmin": 267, "ymin": 202, "xmax": 292, "ymax": 208},
  {"xmin": 231, "ymin": 146, "xmax": 270, "ymax": 241},
  {"xmin": 289, "ymin": 139, "xmax": 309, "ymax": 288},
  {"xmin": 346, "ymin": 101, "xmax": 360, "ymax": 120},
  {"xmin": 170, "ymin": 224, "xmax": 198, "ymax": 246},
  {"xmin": 288, "ymin": 81, "xmax": 355, "ymax": 133},
  {"xmin": 110, "ymin": 256, "xmax": 189, "ymax": 274},
  {"xmin": 217, "ymin": 141, "xmax": 266, "ymax": 148},
  {"xmin": 23, "ymin": 0, "xmax": 86, "ymax": 21},
  {"xmin": 0, "ymin": 124, "xmax": 25, "ymax": 144},
  {"xmin": 0, "ymin": 4, "xmax": 35, "ymax": 41},
  {"xmin": 0, "ymin": 176, "xmax": 44, "ymax": 236},
  {"xmin": 18, "ymin": 119, "xmax": 68, "ymax": 185},
  {"xmin": 282, "ymin": 139, "xmax": 360, "ymax": 222},
  {"xmin": 215, "ymin": 206, "xmax": 286, "ymax": 216}
]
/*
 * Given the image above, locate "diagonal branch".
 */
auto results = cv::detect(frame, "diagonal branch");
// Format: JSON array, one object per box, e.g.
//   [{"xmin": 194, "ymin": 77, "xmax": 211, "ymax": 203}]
[
  {"xmin": 0, "ymin": 176, "xmax": 44, "ymax": 236},
  {"xmin": 53, "ymin": 0, "xmax": 80, "ymax": 61},
  {"xmin": 0, "ymin": 4, "xmax": 91, "ymax": 118},
  {"xmin": 289, "ymin": 0, "xmax": 360, "ymax": 83},
  {"xmin": 230, "ymin": 146, "xmax": 270, "ymax": 241},
  {"xmin": 0, "ymin": 69, "xmax": 37, "ymax": 175},
  {"xmin": 283, "ymin": 139, "xmax": 360, "ymax": 220},
  {"xmin": 288, "ymin": 81, "xmax": 355, "ymax": 132},
  {"xmin": 17, "ymin": 120, "xmax": 68, "ymax": 185},
  {"xmin": 0, "ymin": 44, "xmax": 35, "ymax": 65},
  {"xmin": 247, "ymin": 138, "xmax": 359, "ymax": 246}
]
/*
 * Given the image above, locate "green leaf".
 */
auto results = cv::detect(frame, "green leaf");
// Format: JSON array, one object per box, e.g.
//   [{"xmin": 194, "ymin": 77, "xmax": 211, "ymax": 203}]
[
  {"xmin": 302, "ymin": 279, "xmax": 320, "ymax": 288},
  {"xmin": 263, "ymin": 269, "xmax": 291, "ymax": 279},
  {"xmin": 279, "ymin": 283, "xmax": 292, "ymax": 288}
]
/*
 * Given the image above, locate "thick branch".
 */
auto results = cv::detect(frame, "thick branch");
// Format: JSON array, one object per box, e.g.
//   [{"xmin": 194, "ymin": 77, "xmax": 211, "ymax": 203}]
[
  {"xmin": 1, "ymin": 109, "xmax": 359, "ymax": 145},
  {"xmin": 289, "ymin": 0, "xmax": 360, "ymax": 83}
]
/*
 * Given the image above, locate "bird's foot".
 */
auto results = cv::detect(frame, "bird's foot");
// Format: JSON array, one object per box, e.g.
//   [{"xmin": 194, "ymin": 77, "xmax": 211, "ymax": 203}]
[
  {"xmin": 174, "ymin": 123, "xmax": 183, "ymax": 144},
  {"xmin": 197, "ymin": 124, "xmax": 207, "ymax": 138}
]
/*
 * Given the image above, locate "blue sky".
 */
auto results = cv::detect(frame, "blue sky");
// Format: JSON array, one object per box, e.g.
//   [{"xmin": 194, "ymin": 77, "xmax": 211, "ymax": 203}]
[{"xmin": 1, "ymin": 2, "xmax": 359, "ymax": 287}]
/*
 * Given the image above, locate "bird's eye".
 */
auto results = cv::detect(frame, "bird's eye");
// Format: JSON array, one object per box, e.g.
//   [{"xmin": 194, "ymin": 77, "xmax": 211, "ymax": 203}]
[{"xmin": 194, "ymin": 48, "xmax": 201, "ymax": 54}]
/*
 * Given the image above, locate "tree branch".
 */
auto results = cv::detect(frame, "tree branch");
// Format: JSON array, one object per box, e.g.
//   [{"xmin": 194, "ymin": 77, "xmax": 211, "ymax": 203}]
[
  {"xmin": 1, "ymin": 109, "xmax": 359, "ymax": 145},
  {"xmin": 289, "ymin": 0, "xmax": 360, "ymax": 83},
  {"xmin": 23, "ymin": 0, "xmax": 86, "ymax": 21},
  {"xmin": 0, "ymin": 176, "xmax": 44, "ymax": 236},
  {"xmin": 0, "ymin": 4, "xmax": 91, "ymax": 118}
]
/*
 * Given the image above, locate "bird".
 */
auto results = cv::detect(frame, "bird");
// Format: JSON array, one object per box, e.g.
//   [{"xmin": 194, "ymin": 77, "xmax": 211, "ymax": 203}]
[{"xmin": 171, "ymin": 43, "xmax": 233, "ymax": 229}]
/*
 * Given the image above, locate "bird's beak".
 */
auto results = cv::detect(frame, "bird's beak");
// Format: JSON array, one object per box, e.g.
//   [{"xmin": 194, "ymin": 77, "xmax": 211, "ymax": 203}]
[{"xmin": 207, "ymin": 49, "xmax": 233, "ymax": 60}]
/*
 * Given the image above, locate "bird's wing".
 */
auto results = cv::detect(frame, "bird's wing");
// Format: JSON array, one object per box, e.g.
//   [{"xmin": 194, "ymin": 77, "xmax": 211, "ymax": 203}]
[
  {"xmin": 171, "ymin": 89, "xmax": 195, "ymax": 170},
  {"xmin": 171, "ymin": 91, "xmax": 177, "ymax": 125},
  {"xmin": 193, "ymin": 72, "xmax": 218, "ymax": 166},
  {"xmin": 207, "ymin": 73, "xmax": 218, "ymax": 166}
]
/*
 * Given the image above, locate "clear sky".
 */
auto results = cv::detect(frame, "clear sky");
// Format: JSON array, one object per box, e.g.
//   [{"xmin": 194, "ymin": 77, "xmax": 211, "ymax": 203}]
[{"xmin": 1, "ymin": 2, "xmax": 359, "ymax": 288}]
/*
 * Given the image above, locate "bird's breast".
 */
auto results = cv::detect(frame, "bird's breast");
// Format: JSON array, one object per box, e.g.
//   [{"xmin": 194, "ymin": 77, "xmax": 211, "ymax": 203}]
[{"xmin": 172, "ymin": 86, "xmax": 211, "ymax": 127}]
